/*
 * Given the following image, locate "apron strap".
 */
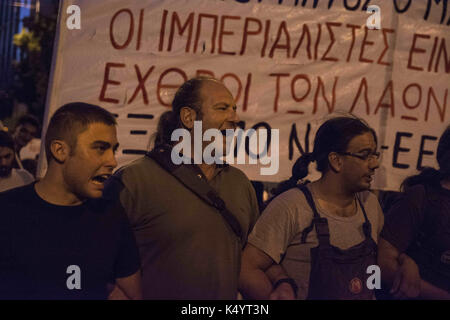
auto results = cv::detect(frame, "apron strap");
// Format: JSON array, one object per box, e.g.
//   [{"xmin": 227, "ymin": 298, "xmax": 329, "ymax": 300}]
[
  {"xmin": 297, "ymin": 185, "xmax": 330, "ymax": 245},
  {"xmin": 356, "ymin": 195, "xmax": 372, "ymax": 239}
]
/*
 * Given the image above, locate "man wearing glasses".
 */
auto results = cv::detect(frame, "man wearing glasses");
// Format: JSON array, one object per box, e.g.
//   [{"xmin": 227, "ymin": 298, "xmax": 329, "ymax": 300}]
[{"xmin": 239, "ymin": 116, "xmax": 384, "ymax": 300}]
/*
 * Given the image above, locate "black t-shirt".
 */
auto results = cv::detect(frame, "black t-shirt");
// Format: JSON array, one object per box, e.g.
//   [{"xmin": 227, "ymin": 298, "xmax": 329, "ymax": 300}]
[
  {"xmin": 0, "ymin": 183, "xmax": 140, "ymax": 299},
  {"xmin": 381, "ymin": 183, "xmax": 450, "ymax": 291}
]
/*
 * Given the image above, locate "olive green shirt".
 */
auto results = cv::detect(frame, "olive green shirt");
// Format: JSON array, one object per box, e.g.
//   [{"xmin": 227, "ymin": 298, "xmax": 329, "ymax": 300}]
[{"xmin": 106, "ymin": 156, "xmax": 259, "ymax": 299}]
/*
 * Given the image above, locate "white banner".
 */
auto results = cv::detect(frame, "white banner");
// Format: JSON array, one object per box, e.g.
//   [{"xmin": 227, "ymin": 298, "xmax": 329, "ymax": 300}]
[{"xmin": 41, "ymin": 0, "xmax": 450, "ymax": 191}]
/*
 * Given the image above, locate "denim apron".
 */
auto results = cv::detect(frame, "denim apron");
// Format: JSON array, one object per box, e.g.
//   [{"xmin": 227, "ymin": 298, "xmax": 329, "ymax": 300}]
[{"xmin": 297, "ymin": 185, "xmax": 377, "ymax": 300}]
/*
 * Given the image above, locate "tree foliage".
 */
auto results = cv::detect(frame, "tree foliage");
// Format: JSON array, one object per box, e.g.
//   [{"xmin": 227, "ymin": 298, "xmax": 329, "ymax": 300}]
[{"xmin": 12, "ymin": 8, "xmax": 58, "ymax": 119}]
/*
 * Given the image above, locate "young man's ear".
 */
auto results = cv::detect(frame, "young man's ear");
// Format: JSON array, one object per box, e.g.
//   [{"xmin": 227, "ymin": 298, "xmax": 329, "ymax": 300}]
[
  {"xmin": 179, "ymin": 107, "xmax": 197, "ymax": 130},
  {"xmin": 328, "ymin": 152, "xmax": 343, "ymax": 173},
  {"xmin": 50, "ymin": 140, "xmax": 70, "ymax": 163}
]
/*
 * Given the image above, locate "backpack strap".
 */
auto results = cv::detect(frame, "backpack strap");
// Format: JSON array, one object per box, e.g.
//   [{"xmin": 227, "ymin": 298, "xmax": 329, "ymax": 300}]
[{"xmin": 146, "ymin": 146, "xmax": 243, "ymax": 242}]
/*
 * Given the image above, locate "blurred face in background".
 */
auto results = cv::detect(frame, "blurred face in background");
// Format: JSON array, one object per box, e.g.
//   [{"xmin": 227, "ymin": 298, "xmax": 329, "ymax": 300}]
[
  {"xmin": 0, "ymin": 146, "xmax": 15, "ymax": 177},
  {"xmin": 14, "ymin": 123, "xmax": 38, "ymax": 150}
]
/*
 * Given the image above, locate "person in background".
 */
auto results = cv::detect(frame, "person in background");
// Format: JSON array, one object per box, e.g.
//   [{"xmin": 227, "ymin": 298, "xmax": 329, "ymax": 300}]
[
  {"xmin": 0, "ymin": 130, "xmax": 34, "ymax": 192},
  {"xmin": 11, "ymin": 114, "xmax": 40, "ymax": 170},
  {"xmin": 239, "ymin": 116, "xmax": 384, "ymax": 300},
  {"xmin": 378, "ymin": 126, "xmax": 450, "ymax": 300}
]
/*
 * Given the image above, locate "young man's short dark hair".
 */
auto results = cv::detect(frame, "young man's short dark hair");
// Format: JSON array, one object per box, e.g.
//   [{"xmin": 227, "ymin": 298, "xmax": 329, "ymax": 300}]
[{"xmin": 44, "ymin": 102, "xmax": 117, "ymax": 162}]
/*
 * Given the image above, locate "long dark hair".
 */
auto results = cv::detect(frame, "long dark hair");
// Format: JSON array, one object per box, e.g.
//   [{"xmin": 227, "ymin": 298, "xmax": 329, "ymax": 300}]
[
  {"xmin": 272, "ymin": 116, "xmax": 377, "ymax": 196},
  {"xmin": 401, "ymin": 126, "xmax": 450, "ymax": 191},
  {"xmin": 154, "ymin": 77, "xmax": 210, "ymax": 147}
]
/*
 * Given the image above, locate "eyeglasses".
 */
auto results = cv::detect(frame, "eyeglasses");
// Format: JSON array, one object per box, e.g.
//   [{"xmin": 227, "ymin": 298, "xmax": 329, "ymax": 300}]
[{"xmin": 339, "ymin": 150, "xmax": 380, "ymax": 161}]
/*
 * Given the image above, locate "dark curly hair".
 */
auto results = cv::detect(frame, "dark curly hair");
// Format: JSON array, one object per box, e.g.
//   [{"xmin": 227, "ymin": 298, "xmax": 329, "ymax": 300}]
[{"xmin": 402, "ymin": 126, "xmax": 450, "ymax": 190}]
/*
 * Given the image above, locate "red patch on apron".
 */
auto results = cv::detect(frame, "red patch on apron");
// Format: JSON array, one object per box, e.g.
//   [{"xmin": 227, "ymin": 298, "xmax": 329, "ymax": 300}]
[{"xmin": 349, "ymin": 278, "xmax": 363, "ymax": 294}]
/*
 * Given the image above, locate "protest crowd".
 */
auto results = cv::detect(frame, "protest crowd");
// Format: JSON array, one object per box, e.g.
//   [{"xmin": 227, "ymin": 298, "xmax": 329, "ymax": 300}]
[
  {"xmin": 0, "ymin": 76, "xmax": 449, "ymax": 300},
  {"xmin": 0, "ymin": 0, "xmax": 449, "ymax": 302}
]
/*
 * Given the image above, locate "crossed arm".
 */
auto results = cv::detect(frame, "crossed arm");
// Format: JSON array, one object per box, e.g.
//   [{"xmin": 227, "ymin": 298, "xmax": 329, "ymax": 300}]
[
  {"xmin": 378, "ymin": 238, "xmax": 450, "ymax": 300},
  {"xmin": 108, "ymin": 270, "xmax": 142, "ymax": 300},
  {"xmin": 239, "ymin": 243, "xmax": 296, "ymax": 300}
]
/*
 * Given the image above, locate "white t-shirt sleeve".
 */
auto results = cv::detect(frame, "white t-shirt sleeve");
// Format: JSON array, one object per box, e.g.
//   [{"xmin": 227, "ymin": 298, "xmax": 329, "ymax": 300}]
[{"xmin": 248, "ymin": 189, "xmax": 301, "ymax": 264}]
